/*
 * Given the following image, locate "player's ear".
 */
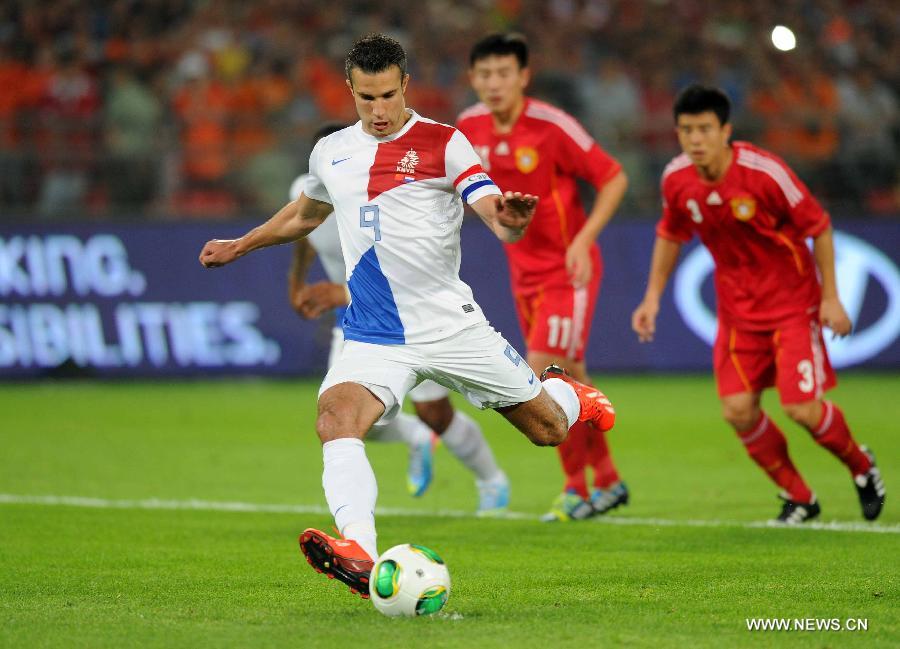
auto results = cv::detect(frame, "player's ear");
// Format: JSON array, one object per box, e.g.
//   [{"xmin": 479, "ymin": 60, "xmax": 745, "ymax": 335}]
[
  {"xmin": 722, "ymin": 121, "xmax": 733, "ymax": 141},
  {"xmin": 401, "ymin": 73, "xmax": 410, "ymax": 94},
  {"xmin": 519, "ymin": 66, "xmax": 530, "ymax": 89}
]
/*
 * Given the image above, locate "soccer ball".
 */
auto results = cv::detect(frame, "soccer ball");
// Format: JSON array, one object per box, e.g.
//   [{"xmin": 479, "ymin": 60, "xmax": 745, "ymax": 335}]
[{"xmin": 369, "ymin": 543, "xmax": 451, "ymax": 617}]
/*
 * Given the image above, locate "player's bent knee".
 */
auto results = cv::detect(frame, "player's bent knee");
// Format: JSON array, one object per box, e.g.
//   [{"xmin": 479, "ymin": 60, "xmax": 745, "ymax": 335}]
[
  {"xmin": 783, "ymin": 401, "xmax": 819, "ymax": 427},
  {"xmin": 722, "ymin": 403, "xmax": 758, "ymax": 432},
  {"xmin": 315, "ymin": 384, "xmax": 383, "ymax": 443}
]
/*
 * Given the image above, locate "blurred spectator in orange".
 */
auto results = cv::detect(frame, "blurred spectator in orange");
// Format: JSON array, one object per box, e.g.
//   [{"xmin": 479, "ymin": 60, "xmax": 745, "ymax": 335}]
[
  {"xmin": 749, "ymin": 58, "xmax": 839, "ymax": 177},
  {"xmin": 172, "ymin": 53, "xmax": 230, "ymax": 185},
  {"xmin": 303, "ymin": 55, "xmax": 357, "ymax": 123}
]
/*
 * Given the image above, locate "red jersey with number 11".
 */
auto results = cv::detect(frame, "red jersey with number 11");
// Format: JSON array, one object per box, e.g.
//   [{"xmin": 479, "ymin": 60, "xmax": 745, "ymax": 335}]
[
  {"xmin": 457, "ymin": 98, "xmax": 621, "ymax": 289},
  {"xmin": 658, "ymin": 141, "xmax": 831, "ymax": 330}
]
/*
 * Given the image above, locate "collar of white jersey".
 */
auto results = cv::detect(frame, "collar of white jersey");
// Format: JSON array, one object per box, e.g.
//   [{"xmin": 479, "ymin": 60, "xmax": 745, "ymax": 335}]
[{"xmin": 356, "ymin": 109, "xmax": 420, "ymax": 143}]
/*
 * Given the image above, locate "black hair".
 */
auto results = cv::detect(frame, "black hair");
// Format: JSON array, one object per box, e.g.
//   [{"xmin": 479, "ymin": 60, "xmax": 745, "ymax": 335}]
[
  {"xmin": 469, "ymin": 32, "xmax": 529, "ymax": 68},
  {"xmin": 312, "ymin": 122, "xmax": 348, "ymax": 144},
  {"xmin": 673, "ymin": 84, "xmax": 731, "ymax": 125},
  {"xmin": 344, "ymin": 33, "xmax": 407, "ymax": 82}
]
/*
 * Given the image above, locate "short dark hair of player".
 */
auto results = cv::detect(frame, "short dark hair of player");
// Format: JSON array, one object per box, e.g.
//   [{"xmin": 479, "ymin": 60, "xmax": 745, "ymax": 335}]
[
  {"xmin": 344, "ymin": 34, "xmax": 407, "ymax": 82},
  {"xmin": 469, "ymin": 32, "xmax": 529, "ymax": 69},
  {"xmin": 673, "ymin": 84, "xmax": 731, "ymax": 126},
  {"xmin": 312, "ymin": 122, "xmax": 348, "ymax": 145}
]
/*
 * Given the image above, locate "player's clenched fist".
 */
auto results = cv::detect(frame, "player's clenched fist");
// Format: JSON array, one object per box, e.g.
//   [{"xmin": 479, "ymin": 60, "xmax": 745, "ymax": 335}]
[
  {"xmin": 199, "ymin": 239, "xmax": 241, "ymax": 268},
  {"xmin": 631, "ymin": 299, "xmax": 659, "ymax": 343}
]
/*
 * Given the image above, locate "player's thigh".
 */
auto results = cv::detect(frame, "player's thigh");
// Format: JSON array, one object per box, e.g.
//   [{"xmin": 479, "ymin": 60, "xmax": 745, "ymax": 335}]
[
  {"xmin": 526, "ymin": 281, "xmax": 600, "ymax": 363},
  {"xmin": 408, "ymin": 380, "xmax": 454, "ymax": 433},
  {"xmin": 713, "ymin": 323, "xmax": 776, "ymax": 399},
  {"xmin": 774, "ymin": 317, "xmax": 836, "ymax": 405},
  {"xmin": 319, "ymin": 340, "xmax": 419, "ymax": 425},
  {"xmin": 423, "ymin": 323, "xmax": 540, "ymax": 411}
]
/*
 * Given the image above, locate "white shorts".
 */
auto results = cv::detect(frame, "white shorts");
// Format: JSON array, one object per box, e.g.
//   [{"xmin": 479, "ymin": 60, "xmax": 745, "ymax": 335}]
[
  {"xmin": 319, "ymin": 322, "xmax": 540, "ymax": 423},
  {"xmin": 327, "ymin": 326, "xmax": 450, "ymax": 404}
]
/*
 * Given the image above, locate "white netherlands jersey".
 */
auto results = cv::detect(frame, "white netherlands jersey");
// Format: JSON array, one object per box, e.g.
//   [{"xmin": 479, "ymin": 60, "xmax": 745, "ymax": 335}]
[
  {"xmin": 303, "ymin": 110, "xmax": 501, "ymax": 345},
  {"xmin": 289, "ymin": 173, "xmax": 345, "ymax": 284}
]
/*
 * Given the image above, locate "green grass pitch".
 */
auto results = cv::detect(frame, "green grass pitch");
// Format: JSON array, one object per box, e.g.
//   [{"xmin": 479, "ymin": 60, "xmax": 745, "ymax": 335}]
[{"xmin": 1, "ymin": 373, "xmax": 897, "ymax": 648}]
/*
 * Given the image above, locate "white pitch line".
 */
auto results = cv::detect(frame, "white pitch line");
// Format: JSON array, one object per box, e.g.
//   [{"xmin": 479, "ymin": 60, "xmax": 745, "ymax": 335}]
[{"xmin": 0, "ymin": 493, "xmax": 897, "ymax": 535}]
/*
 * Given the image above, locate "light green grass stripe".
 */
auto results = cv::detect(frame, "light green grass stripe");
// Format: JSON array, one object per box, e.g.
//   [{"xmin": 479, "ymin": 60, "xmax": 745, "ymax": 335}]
[{"xmin": 2, "ymin": 492, "xmax": 897, "ymax": 534}]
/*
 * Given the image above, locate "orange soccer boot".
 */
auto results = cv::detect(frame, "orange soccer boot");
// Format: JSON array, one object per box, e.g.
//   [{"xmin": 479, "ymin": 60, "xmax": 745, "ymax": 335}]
[
  {"xmin": 540, "ymin": 364, "xmax": 616, "ymax": 432},
  {"xmin": 299, "ymin": 528, "xmax": 374, "ymax": 599}
]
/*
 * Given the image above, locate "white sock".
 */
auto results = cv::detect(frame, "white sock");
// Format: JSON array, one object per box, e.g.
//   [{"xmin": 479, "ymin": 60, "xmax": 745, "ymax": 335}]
[
  {"xmin": 366, "ymin": 412, "xmax": 432, "ymax": 447},
  {"xmin": 542, "ymin": 378, "xmax": 580, "ymax": 429},
  {"xmin": 321, "ymin": 438, "xmax": 379, "ymax": 560},
  {"xmin": 440, "ymin": 411, "xmax": 503, "ymax": 482}
]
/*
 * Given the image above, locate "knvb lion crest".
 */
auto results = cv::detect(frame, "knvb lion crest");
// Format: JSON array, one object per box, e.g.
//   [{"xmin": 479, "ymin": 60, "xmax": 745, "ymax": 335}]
[{"xmin": 394, "ymin": 149, "xmax": 420, "ymax": 183}]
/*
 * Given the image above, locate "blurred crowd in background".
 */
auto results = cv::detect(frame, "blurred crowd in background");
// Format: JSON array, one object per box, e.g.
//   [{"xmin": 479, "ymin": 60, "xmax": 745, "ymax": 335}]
[{"xmin": 0, "ymin": 0, "xmax": 897, "ymax": 221}]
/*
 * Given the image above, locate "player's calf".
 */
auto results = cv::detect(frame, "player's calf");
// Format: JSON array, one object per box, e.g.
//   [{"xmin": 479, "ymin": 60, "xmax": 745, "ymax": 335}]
[{"xmin": 497, "ymin": 392, "xmax": 568, "ymax": 447}]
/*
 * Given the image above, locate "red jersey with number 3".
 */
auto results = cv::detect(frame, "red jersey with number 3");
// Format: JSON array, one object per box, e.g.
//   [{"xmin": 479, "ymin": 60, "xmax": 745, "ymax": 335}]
[
  {"xmin": 657, "ymin": 141, "xmax": 831, "ymax": 330},
  {"xmin": 457, "ymin": 98, "xmax": 621, "ymax": 289}
]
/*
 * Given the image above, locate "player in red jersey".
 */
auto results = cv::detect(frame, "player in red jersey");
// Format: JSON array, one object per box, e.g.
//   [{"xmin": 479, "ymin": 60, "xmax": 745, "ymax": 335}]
[
  {"xmin": 458, "ymin": 33, "xmax": 629, "ymax": 521},
  {"xmin": 632, "ymin": 85, "xmax": 886, "ymax": 524}
]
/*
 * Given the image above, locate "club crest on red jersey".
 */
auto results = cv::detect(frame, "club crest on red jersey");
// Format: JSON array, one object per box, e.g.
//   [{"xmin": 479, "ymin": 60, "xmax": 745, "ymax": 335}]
[
  {"xmin": 514, "ymin": 146, "xmax": 539, "ymax": 174},
  {"xmin": 730, "ymin": 196, "xmax": 756, "ymax": 221},
  {"xmin": 394, "ymin": 148, "xmax": 420, "ymax": 183}
]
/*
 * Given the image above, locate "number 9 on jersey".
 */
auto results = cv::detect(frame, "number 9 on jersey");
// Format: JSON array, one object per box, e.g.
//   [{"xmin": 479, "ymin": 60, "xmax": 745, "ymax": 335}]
[{"xmin": 360, "ymin": 205, "xmax": 381, "ymax": 241}]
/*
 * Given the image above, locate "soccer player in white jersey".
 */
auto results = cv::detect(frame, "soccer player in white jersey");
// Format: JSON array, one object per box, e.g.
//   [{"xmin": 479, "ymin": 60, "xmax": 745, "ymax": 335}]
[
  {"xmin": 288, "ymin": 124, "xmax": 511, "ymax": 514},
  {"xmin": 199, "ymin": 34, "xmax": 616, "ymax": 599}
]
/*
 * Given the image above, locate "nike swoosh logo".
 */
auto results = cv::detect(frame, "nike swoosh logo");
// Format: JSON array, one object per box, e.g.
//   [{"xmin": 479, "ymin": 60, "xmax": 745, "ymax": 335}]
[
  {"xmin": 331, "ymin": 157, "xmax": 351, "ymax": 165},
  {"xmin": 528, "ymin": 373, "xmax": 535, "ymax": 385}
]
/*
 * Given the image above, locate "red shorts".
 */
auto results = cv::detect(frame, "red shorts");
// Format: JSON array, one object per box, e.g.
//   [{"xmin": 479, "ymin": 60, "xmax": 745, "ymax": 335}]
[
  {"xmin": 512, "ymin": 275, "xmax": 601, "ymax": 362},
  {"xmin": 713, "ymin": 315, "xmax": 837, "ymax": 404}
]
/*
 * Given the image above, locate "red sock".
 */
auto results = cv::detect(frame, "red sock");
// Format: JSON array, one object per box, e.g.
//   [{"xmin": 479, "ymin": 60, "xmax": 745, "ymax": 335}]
[
  {"xmin": 739, "ymin": 412, "xmax": 813, "ymax": 503},
  {"xmin": 558, "ymin": 421, "xmax": 590, "ymax": 498},
  {"xmin": 807, "ymin": 401, "xmax": 871, "ymax": 477},
  {"xmin": 587, "ymin": 427, "xmax": 620, "ymax": 489}
]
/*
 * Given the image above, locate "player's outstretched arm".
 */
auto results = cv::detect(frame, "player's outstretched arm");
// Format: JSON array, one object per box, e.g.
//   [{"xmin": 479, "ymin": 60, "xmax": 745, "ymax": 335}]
[
  {"xmin": 812, "ymin": 225, "xmax": 852, "ymax": 337},
  {"xmin": 632, "ymin": 236, "xmax": 682, "ymax": 342},
  {"xmin": 470, "ymin": 191, "xmax": 538, "ymax": 243},
  {"xmin": 199, "ymin": 194, "xmax": 333, "ymax": 268}
]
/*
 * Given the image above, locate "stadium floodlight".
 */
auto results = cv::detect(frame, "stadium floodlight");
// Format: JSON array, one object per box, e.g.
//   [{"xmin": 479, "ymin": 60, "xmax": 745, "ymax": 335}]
[{"xmin": 771, "ymin": 25, "xmax": 797, "ymax": 51}]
